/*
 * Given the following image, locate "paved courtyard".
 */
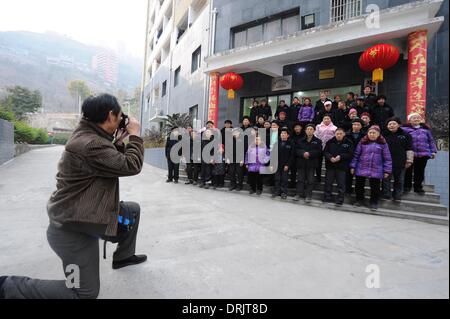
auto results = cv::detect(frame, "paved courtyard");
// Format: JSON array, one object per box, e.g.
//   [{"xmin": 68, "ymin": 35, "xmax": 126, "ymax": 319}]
[{"xmin": 0, "ymin": 146, "xmax": 448, "ymax": 298}]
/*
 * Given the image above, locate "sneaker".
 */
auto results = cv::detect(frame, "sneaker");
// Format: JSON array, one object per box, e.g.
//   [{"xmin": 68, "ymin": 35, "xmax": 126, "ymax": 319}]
[
  {"xmin": 112, "ymin": 255, "xmax": 147, "ymax": 270},
  {"xmin": 166, "ymin": 179, "xmax": 173, "ymax": 183},
  {"xmin": 281, "ymin": 194, "xmax": 287, "ymax": 200},
  {"xmin": 174, "ymin": 180, "xmax": 179, "ymax": 184},
  {"xmin": 370, "ymin": 203, "xmax": 378, "ymax": 211}
]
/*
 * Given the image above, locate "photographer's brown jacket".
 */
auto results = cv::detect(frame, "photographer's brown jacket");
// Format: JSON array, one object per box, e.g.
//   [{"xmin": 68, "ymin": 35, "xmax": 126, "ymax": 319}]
[{"xmin": 47, "ymin": 119, "xmax": 144, "ymax": 236}]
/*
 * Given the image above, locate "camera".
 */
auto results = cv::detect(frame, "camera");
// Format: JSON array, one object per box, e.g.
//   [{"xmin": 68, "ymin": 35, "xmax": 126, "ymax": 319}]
[{"xmin": 118, "ymin": 113, "xmax": 129, "ymax": 130}]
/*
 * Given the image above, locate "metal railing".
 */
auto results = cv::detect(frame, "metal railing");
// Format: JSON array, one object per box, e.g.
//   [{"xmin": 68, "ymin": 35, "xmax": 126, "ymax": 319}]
[{"xmin": 330, "ymin": 0, "xmax": 362, "ymax": 23}]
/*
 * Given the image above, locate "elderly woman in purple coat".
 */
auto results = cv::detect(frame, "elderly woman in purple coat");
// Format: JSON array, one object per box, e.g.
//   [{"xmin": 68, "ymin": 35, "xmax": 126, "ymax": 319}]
[
  {"xmin": 350, "ymin": 125, "xmax": 392, "ymax": 211},
  {"xmin": 402, "ymin": 113, "xmax": 437, "ymax": 195},
  {"xmin": 245, "ymin": 136, "xmax": 270, "ymax": 195}
]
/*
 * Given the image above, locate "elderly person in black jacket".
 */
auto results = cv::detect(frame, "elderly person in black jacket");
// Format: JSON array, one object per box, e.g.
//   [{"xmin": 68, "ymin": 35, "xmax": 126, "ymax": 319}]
[
  {"xmin": 271, "ymin": 128, "xmax": 294, "ymax": 200},
  {"xmin": 370, "ymin": 95, "xmax": 395, "ymax": 127},
  {"xmin": 323, "ymin": 128, "xmax": 354, "ymax": 206},
  {"xmin": 382, "ymin": 117, "xmax": 414, "ymax": 201},
  {"xmin": 293, "ymin": 124, "xmax": 323, "ymax": 203}
]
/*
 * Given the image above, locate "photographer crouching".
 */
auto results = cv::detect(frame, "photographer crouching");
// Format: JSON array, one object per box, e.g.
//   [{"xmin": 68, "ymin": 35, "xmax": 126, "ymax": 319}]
[{"xmin": 0, "ymin": 94, "xmax": 147, "ymax": 299}]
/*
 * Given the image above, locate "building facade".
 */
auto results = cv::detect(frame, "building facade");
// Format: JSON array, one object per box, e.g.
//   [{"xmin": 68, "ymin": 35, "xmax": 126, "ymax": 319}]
[
  {"xmin": 92, "ymin": 51, "xmax": 119, "ymax": 86},
  {"xmin": 141, "ymin": 0, "xmax": 211, "ymax": 132},
  {"xmin": 141, "ymin": 0, "xmax": 448, "ymax": 131}
]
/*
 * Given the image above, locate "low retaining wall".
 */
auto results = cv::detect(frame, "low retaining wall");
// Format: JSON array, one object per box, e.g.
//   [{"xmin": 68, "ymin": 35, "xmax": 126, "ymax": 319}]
[
  {"xmin": 144, "ymin": 148, "xmax": 167, "ymax": 170},
  {"xmin": 425, "ymin": 151, "xmax": 449, "ymax": 207},
  {"xmin": 0, "ymin": 119, "xmax": 15, "ymax": 165}
]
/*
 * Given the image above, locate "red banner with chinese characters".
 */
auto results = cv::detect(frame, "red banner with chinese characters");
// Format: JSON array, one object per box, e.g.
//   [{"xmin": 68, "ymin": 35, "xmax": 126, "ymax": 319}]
[
  {"xmin": 208, "ymin": 72, "xmax": 220, "ymax": 127},
  {"xmin": 406, "ymin": 30, "xmax": 428, "ymax": 119}
]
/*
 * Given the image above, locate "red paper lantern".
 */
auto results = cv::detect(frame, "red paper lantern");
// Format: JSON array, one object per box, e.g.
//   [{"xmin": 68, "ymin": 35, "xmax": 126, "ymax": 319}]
[
  {"xmin": 220, "ymin": 72, "xmax": 244, "ymax": 99},
  {"xmin": 359, "ymin": 44, "xmax": 400, "ymax": 82}
]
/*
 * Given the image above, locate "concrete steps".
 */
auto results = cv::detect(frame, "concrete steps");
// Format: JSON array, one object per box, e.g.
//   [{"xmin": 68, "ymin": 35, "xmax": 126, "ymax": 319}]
[{"xmin": 177, "ymin": 169, "xmax": 448, "ymax": 225}]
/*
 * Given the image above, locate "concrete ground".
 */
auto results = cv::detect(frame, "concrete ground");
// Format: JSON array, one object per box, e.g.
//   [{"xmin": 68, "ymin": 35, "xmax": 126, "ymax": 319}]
[{"xmin": 0, "ymin": 146, "xmax": 448, "ymax": 299}]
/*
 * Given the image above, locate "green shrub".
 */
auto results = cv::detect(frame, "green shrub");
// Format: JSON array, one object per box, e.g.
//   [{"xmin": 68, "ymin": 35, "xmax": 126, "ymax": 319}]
[
  {"xmin": 14, "ymin": 121, "xmax": 35, "ymax": 143},
  {"xmin": 0, "ymin": 109, "xmax": 16, "ymax": 122},
  {"xmin": 31, "ymin": 128, "xmax": 49, "ymax": 144},
  {"xmin": 51, "ymin": 133, "xmax": 71, "ymax": 145}
]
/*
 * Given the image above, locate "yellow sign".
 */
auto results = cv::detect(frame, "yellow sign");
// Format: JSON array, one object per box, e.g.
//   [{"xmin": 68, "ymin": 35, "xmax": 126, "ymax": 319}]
[{"xmin": 319, "ymin": 69, "xmax": 335, "ymax": 80}]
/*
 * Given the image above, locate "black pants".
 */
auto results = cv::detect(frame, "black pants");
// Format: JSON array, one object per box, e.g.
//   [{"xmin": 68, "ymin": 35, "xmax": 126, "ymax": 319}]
[
  {"xmin": 248, "ymin": 172, "xmax": 264, "ymax": 192},
  {"xmin": 201, "ymin": 163, "xmax": 212, "ymax": 184},
  {"xmin": 355, "ymin": 176, "xmax": 381, "ymax": 204},
  {"xmin": 2, "ymin": 202, "xmax": 141, "ymax": 299},
  {"xmin": 297, "ymin": 167, "xmax": 315, "ymax": 198},
  {"xmin": 273, "ymin": 169, "xmax": 289, "ymax": 195},
  {"xmin": 212, "ymin": 175, "xmax": 225, "ymax": 187},
  {"xmin": 345, "ymin": 168, "xmax": 354, "ymax": 194},
  {"xmin": 187, "ymin": 163, "xmax": 201, "ymax": 182},
  {"xmin": 382, "ymin": 167, "xmax": 405, "ymax": 199},
  {"xmin": 405, "ymin": 157, "xmax": 428, "ymax": 192},
  {"xmin": 315, "ymin": 155, "xmax": 323, "ymax": 181},
  {"xmin": 289, "ymin": 166, "xmax": 297, "ymax": 188},
  {"xmin": 167, "ymin": 159, "xmax": 179, "ymax": 181},
  {"xmin": 228, "ymin": 163, "xmax": 244, "ymax": 187},
  {"xmin": 324, "ymin": 168, "xmax": 346, "ymax": 204}
]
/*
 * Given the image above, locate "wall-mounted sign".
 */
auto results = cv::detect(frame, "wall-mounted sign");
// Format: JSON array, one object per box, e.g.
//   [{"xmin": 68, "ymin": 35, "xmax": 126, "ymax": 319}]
[
  {"xmin": 319, "ymin": 69, "xmax": 335, "ymax": 80},
  {"xmin": 271, "ymin": 75, "xmax": 292, "ymax": 91}
]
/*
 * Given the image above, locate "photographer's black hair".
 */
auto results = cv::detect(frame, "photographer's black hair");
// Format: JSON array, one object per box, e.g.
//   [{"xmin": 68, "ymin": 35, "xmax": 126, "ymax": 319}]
[{"xmin": 82, "ymin": 94, "xmax": 121, "ymax": 123}]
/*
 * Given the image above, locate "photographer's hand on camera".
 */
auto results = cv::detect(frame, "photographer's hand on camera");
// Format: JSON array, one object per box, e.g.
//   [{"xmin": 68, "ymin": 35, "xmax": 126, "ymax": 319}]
[{"xmin": 126, "ymin": 117, "xmax": 141, "ymax": 137}]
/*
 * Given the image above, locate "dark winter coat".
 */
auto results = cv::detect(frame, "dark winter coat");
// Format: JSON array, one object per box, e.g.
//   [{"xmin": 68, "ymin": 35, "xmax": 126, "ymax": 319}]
[
  {"xmin": 294, "ymin": 136, "xmax": 323, "ymax": 169},
  {"xmin": 382, "ymin": 128, "xmax": 413, "ymax": 169},
  {"xmin": 369, "ymin": 103, "xmax": 395, "ymax": 127},
  {"xmin": 350, "ymin": 135, "xmax": 393, "ymax": 179},
  {"xmin": 323, "ymin": 137, "xmax": 354, "ymax": 170},
  {"xmin": 289, "ymin": 103, "xmax": 301, "ymax": 124},
  {"xmin": 345, "ymin": 131, "xmax": 365, "ymax": 148},
  {"xmin": 273, "ymin": 139, "xmax": 294, "ymax": 169}
]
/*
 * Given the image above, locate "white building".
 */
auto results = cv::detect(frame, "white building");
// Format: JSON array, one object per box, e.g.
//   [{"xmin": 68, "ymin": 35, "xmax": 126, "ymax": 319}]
[{"xmin": 141, "ymin": 0, "xmax": 211, "ymax": 132}]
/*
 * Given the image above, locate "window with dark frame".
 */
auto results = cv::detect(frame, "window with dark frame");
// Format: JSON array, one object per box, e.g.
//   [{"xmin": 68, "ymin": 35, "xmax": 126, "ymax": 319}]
[
  {"xmin": 174, "ymin": 66, "xmax": 181, "ymax": 87},
  {"xmin": 231, "ymin": 7, "xmax": 300, "ymax": 49},
  {"xmin": 191, "ymin": 46, "xmax": 201, "ymax": 73}
]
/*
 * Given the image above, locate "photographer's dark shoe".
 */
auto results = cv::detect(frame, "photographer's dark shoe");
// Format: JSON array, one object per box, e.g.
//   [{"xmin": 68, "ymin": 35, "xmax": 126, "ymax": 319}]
[
  {"xmin": 113, "ymin": 255, "xmax": 147, "ymax": 270},
  {"xmin": 166, "ymin": 179, "xmax": 173, "ymax": 183},
  {"xmin": 0, "ymin": 276, "xmax": 8, "ymax": 299}
]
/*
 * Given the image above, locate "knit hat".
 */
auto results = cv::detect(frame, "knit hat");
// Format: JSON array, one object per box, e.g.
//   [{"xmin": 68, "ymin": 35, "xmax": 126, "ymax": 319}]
[
  {"xmin": 368, "ymin": 125, "xmax": 381, "ymax": 133},
  {"xmin": 407, "ymin": 112, "xmax": 422, "ymax": 122},
  {"xmin": 349, "ymin": 108, "xmax": 357, "ymax": 115},
  {"xmin": 361, "ymin": 112, "xmax": 371, "ymax": 119}
]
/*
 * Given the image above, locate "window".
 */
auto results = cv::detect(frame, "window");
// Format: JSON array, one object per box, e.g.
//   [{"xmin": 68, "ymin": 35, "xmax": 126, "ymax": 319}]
[
  {"xmin": 174, "ymin": 66, "xmax": 181, "ymax": 87},
  {"xmin": 302, "ymin": 14, "xmax": 315, "ymax": 29},
  {"xmin": 233, "ymin": 30, "xmax": 247, "ymax": 48},
  {"xmin": 330, "ymin": 0, "xmax": 362, "ymax": 23},
  {"xmin": 162, "ymin": 80, "xmax": 167, "ymax": 97},
  {"xmin": 282, "ymin": 15, "xmax": 299, "ymax": 35},
  {"xmin": 263, "ymin": 20, "xmax": 281, "ymax": 41},
  {"xmin": 191, "ymin": 46, "xmax": 201, "ymax": 73},
  {"xmin": 247, "ymin": 25, "xmax": 263, "ymax": 44},
  {"xmin": 231, "ymin": 8, "xmax": 300, "ymax": 49}
]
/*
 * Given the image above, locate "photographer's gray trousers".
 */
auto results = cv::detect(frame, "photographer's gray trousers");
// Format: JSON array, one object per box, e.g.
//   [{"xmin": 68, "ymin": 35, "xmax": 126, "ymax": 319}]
[{"xmin": 1, "ymin": 201, "xmax": 141, "ymax": 299}]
